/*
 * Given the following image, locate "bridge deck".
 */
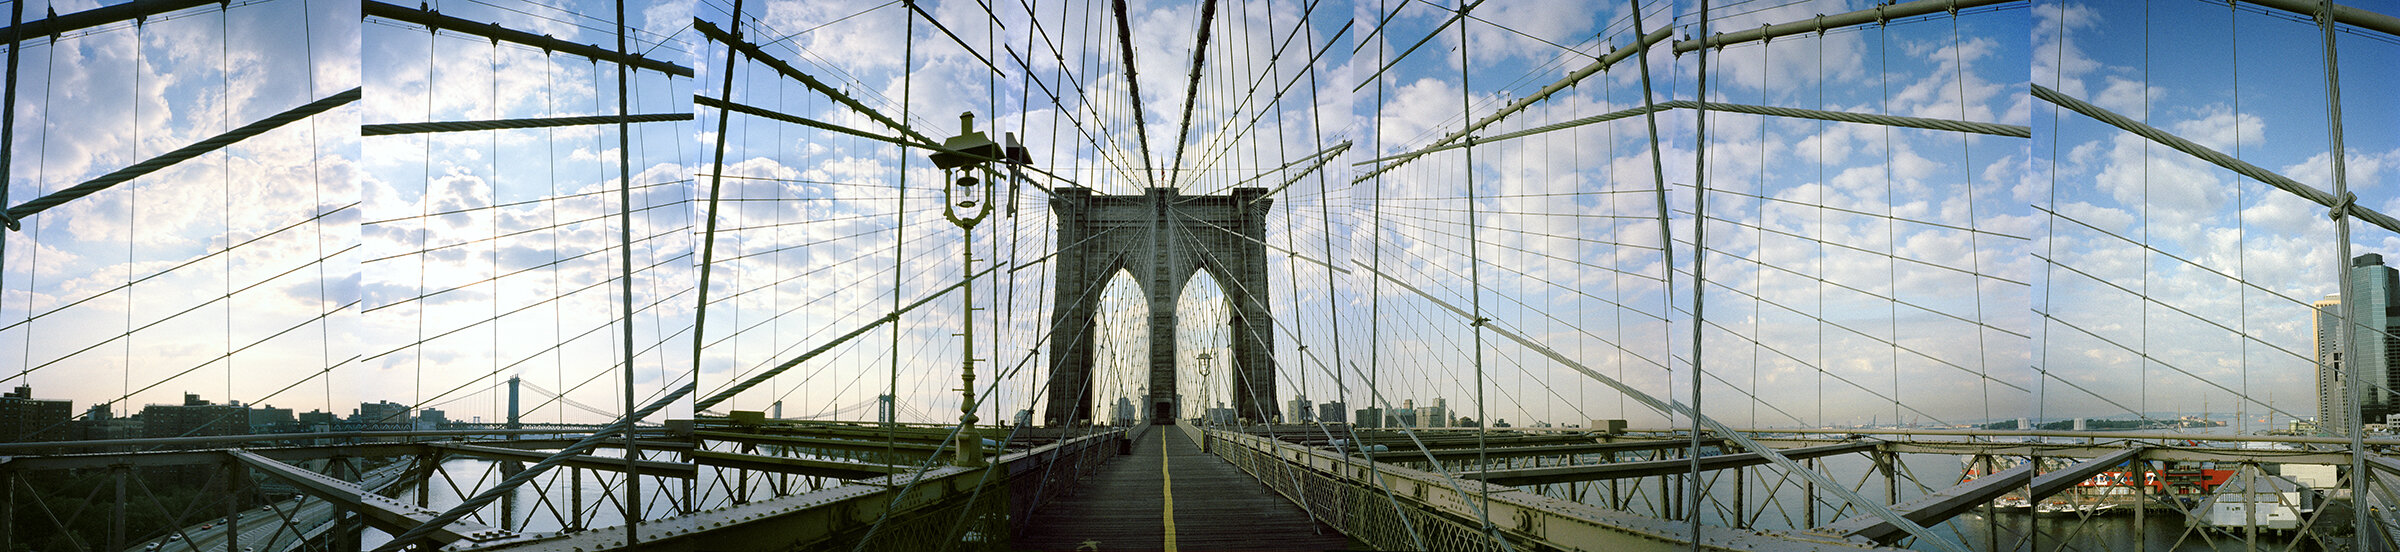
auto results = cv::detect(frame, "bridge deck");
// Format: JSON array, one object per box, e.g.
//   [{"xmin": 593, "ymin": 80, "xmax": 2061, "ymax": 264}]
[{"xmin": 1015, "ymin": 426, "xmax": 1354, "ymax": 551}]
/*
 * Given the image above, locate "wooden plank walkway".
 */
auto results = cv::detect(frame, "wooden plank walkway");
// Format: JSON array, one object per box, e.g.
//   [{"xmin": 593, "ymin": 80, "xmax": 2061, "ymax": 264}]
[{"xmin": 1014, "ymin": 426, "xmax": 1356, "ymax": 551}]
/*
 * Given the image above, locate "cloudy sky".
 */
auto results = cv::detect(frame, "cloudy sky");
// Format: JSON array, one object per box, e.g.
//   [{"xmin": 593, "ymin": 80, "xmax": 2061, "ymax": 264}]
[{"xmin": 4, "ymin": 0, "xmax": 2395, "ymax": 436}]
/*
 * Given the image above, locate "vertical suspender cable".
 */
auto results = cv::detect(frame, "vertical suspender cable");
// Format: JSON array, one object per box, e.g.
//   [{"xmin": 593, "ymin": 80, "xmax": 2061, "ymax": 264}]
[
  {"xmin": 695, "ymin": 0, "xmax": 747, "ymax": 414},
  {"xmin": 892, "ymin": 1, "xmax": 917, "ymax": 459},
  {"xmin": 1453, "ymin": 6, "xmax": 1495, "ymax": 541},
  {"xmin": 2318, "ymin": 1, "xmax": 2369, "ymax": 549},
  {"xmin": 0, "ymin": 0, "xmax": 21, "ymax": 305},
  {"xmin": 1687, "ymin": 0, "xmax": 1712, "ymax": 545},
  {"xmin": 612, "ymin": 0, "xmax": 641, "ymax": 543}
]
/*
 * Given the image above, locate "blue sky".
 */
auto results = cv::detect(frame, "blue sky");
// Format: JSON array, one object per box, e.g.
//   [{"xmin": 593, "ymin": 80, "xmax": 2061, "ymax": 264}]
[{"xmin": 2035, "ymin": 0, "xmax": 2400, "ymax": 429}]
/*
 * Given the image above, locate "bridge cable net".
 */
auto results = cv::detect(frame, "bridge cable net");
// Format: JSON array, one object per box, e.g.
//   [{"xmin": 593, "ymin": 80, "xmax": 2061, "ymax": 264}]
[
  {"xmin": 0, "ymin": 2, "xmax": 366, "ymax": 552},
  {"xmin": 355, "ymin": 0, "xmax": 697, "ymax": 547},
  {"xmin": 2032, "ymin": 1, "xmax": 2400, "ymax": 550}
]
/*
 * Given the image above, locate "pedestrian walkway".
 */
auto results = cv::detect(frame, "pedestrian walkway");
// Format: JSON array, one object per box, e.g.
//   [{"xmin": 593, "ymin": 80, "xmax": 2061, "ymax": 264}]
[{"xmin": 1014, "ymin": 426, "xmax": 1355, "ymax": 551}]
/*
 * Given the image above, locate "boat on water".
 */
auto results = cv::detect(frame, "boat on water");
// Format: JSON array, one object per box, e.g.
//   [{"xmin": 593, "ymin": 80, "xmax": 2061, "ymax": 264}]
[{"xmin": 1965, "ymin": 456, "xmax": 2238, "ymax": 514}]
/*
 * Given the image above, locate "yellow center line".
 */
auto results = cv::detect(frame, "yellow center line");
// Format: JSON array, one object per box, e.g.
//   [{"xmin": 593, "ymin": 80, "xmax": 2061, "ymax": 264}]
[{"xmin": 1162, "ymin": 428, "xmax": 1178, "ymax": 551}]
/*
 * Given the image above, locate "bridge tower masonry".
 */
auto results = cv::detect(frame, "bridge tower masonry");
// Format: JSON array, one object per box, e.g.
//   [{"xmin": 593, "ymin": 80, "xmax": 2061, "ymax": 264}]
[{"xmin": 1045, "ymin": 187, "xmax": 1276, "ymax": 426}]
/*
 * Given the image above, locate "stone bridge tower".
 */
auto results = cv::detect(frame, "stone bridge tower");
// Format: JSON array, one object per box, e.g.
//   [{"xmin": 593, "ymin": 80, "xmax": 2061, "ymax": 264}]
[{"xmin": 1044, "ymin": 187, "xmax": 1275, "ymax": 426}]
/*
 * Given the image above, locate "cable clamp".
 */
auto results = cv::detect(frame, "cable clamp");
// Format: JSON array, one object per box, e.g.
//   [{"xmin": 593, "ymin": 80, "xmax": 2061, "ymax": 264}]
[
  {"xmin": 0, "ymin": 211, "xmax": 18, "ymax": 232},
  {"xmin": 2331, "ymin": 192, "xmax": 2357, "ymax": 221},
  {"xmin": 1470, "ymin": 317, "xmax": 1490, "ymax": 327}
]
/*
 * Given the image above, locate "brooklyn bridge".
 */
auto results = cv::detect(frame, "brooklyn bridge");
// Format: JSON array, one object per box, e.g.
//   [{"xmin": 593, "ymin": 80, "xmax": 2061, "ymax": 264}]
[{"xmin": 3, "ymin": 0, "xmax": 2397, "ymax": 550}]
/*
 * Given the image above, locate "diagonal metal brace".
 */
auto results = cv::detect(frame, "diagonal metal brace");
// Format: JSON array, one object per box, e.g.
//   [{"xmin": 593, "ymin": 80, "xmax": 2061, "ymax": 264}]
[
  {"xmin": 372, "ymin": 382, "xmax": 694, "ymax": 552},
  {"xmin": 227, "ymin": 449, "xmax": 521, "ymax": 546}
]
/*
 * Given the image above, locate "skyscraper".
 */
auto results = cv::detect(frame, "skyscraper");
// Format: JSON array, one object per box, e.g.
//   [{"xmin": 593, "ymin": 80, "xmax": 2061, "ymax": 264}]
[
  {"xmin": 2318, "ymin": 294, "xmax": 2348, "ymax": 430},
  {"xmin": 2317, "ymin": 253, "xmax": 2400, "ymax": 432}
]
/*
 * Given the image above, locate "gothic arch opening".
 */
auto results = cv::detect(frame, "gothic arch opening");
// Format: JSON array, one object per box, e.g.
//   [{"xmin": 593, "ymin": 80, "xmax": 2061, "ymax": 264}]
[
  {"xmin": 1176, "ymin": 270, "xmax": 1234, "ymax": 425},
  {"xmin": 1089, "ymin": 271, "xmax": 1150, "ymax": 426}
]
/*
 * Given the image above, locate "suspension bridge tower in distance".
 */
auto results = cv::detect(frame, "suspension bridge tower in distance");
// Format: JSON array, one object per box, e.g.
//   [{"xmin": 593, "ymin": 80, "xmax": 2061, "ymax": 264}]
[{"xmin": 1044, "ymin": 186, "xmax": 1277, "ymax": 427}]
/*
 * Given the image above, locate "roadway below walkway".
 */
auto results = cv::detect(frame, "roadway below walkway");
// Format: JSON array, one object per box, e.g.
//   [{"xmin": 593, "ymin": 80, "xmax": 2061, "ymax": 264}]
[{"xmin": 1014, "ymin": 426, "xmax": 1355, "ymax": 551}]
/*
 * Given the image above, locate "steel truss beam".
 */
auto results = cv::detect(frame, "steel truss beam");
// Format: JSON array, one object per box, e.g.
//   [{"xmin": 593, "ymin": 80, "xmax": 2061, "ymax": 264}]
[
  {"xmin": 693, "ymin": 430, "xmax": 958, "ymax": 455},
  {"xmin": 460, "ymin": 430, "xmax": 1121, "ymax": 552},
  {"xmin": 229, "ymin": 450, "xmax": 526, "ymax": 547},
  {"xmin": 0, "ymin": 427, "xmax": 647, "ymax": 454},
  {"xmin": 1376, "ymin": 438, "xmax": 1731, "ymax": 463},
  {"xmin": 2025, "ymin": 446, "xmax": 2146, "ymax": 503},
  {"xmin": 1355, "ymin": 258, "xmax": 1970, "ymax": 552},
  {"xmin": 1805, "ymin": 449, "xmax": 2148, "ymax": 545},
  {"xmin": 375, "ymin": 383, "xmax": 694, "ymax": 552},
  {"xmin": 429, "ymin": 443, "xmax": 694, "ymax": 478},
  {"xmin": 1208, "ymin": 429, "xmax": 1884, "ymax": 551},
  {"xmin": 1464, "ymin": 441, "xmax": 1878, "ymax": 486},
  {"xmin": 688, "ymin": 450, "xmax": 902, "ymax": 480},
  {"xmin": 362, "ymin": 113, "xmax": 694, "ymax": 136},
  {"xmin": 1672, "ymin": 0, "xmax": 2023, "ymax": 53},
  {"xmin": 362, "ymin": 1, "xmax": 693, "ymax": 78}
]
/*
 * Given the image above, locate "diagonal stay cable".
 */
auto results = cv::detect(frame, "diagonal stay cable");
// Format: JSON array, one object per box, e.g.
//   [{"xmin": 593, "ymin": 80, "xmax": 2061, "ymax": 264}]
[
  {"xmin": 2, "ymin": 87, "xmax": 359, "ymax": 226},
  {"xmin": 1163, "ymin": 0, "xmax": 1219, "ymax": 190},
  {"xmin": 2033, "ymin": 83, "xmax": 2400, "ymax": 234},
  {"xmin": 361, "ymin": 113, "xmax": 692, "ymax": 136},
  {"xmin": 1670, "ymin": 214, "xmax": 2034, "ymax": 340},
  {"xmin": 0, "ymin": 202, "xmax": 356, "ymax": 334}
]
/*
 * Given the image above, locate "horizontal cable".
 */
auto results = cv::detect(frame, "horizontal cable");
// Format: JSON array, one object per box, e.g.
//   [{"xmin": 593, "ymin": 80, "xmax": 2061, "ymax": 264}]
[
  {"xmin": 0, "ymin": 202, "xmax": 356, "ymax": 334},
  {"xmin": 694, "ymin": 263, "xmax": 998, "ymax": 411},
  {"xmin": 4, "ymin": 88, "xmax": 361, "ymax": 226},
  {"xmin": 362, "ymin": 196, "xmax": 690, "ymax": 264},
  {"xmin": 8, "ymin": 244, "xmax": 359, "ymax": 380},
  {"xmin": 2034, "ymin": 251, "xmax": 2317, "ymax": 368},
  {"xmin": 1679, "ymin": 206, "xmax": 2028, "ymax": 287},
  {"xmin": 1677, "ymin": 225, "xmax": 2033, "ymax": 342},
  {"xmin": 361, "ymin": 250, "xmax": 693, "ymax": 363},
  {"xmin": 360, "ymin": 222, "xmax": 687, "ymax": 314},
  {"xmin": 1680, "ymin": 182, "xmax": 2029, "ymax": 241},
  {"xmin": 2035, "ymin": 307, "xmax": 2325, "ymax": 430},
  {"xmin": 362, "ymin": 113, "xmax": 693, "ymax": 136},
  {"xmin": 1665, "ymin": 238, "xmax": 2033, "ymax": 392},
  {"xmin": 361, "ymin": 182, "xmax": 674, "ymax": 226}
]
